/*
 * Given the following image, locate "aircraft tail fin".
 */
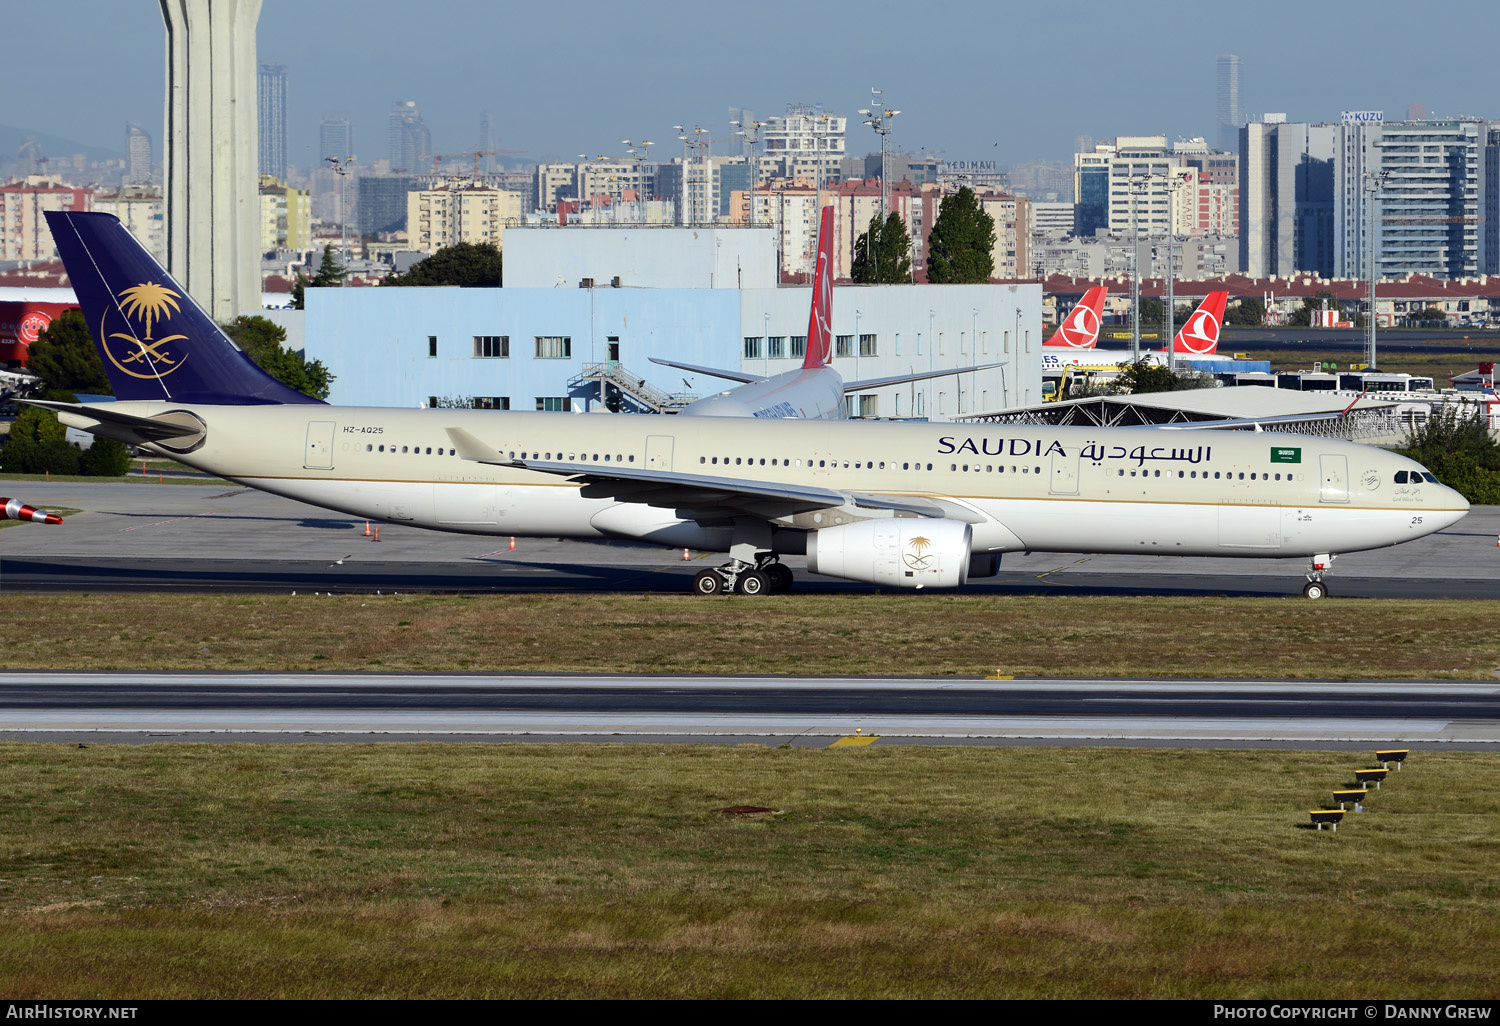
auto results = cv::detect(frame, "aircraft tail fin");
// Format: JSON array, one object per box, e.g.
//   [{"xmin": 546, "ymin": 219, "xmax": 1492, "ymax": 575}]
[
  {"xmin": 802, "ymin": 205, "xmax": 834, "ymax": 369},
  {"xmin": 43, "ymin": 210, "xmax": 323, "ymax": 405},
  {"xmin": 1043, "ymin": 286, "xmax": 1107, "ymax": 348},
  {"xmin": 1171, "ymin": 290, "xmax": 1229, "ymax": 356}
]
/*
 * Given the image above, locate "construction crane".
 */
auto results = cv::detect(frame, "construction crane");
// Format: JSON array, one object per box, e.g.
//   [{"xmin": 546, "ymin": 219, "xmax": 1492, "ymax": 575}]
[{"xmin": 432, "ymin": 146, "xmax": 529, "ymax": 176}]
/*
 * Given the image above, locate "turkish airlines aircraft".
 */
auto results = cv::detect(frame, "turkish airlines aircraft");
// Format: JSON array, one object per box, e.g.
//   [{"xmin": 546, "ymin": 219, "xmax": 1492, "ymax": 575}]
[
  {"xmin": 1041, "ymin": 291, "xmax": 1233, "ymax": 371},
  {"xmin": 1042, "ymin": 287, "xmax": 1108, "ymax": 348},
  {"xmin": 653, "ymin": 206, "xmax": 1002, "ymax": 419},
  {"xmin": 35, "ymin": 211, "xmax": 1466, "ymax": 599}
]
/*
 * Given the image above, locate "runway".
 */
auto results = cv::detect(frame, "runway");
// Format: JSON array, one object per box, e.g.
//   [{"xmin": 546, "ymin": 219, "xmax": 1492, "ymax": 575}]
[
  {"xmin": 2, "ymin": 672, "xmax": 1496, "ymax": 746},
  {"xmin": 2, "ymin": 482, "xmax": 1497, "ymax": 599}
]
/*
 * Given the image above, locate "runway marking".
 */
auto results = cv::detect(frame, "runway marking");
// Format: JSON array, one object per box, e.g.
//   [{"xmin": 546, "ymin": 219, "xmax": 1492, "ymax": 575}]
[
  {"xmin": 1037, "ymin": 557, "xmax": 1092, "ymax": 583},
  {"xmin": 118, "ymin": 512, "xmax": 216, "ymax": 533}
]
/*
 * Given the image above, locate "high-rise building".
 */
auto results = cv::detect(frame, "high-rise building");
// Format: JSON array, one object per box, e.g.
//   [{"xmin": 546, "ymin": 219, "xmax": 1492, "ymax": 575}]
[
  {"xmin": 1335, "ymin": 117, "xmax": 1490, "ymax": 281},
  {"xmin": 358, "ymin": 174, "xmax": 418, "ymax": 237},
  {"xmin": 1216, "ymin": 54, "xmax": 1243, "ymax": 153},
  {"xmin": 388, "ymin": 101, "xmax": 432, "ymax": 172},
  {"xmin": 0, "ymin": 177, "xmax": 93, "ymax": 260},
  {"xmin": 1239, "ymin": 119, "xmax": 1337, "ymax": 278},
  {"xmin": 257, "ymin": 62, "xmax": 287, "ymax": 181},
  {"xmin": 758, "ymin": 104, "xmax": 845, "ymax": 186},
  {"xmin": 319, "ymin": 113, "xmax": 353, "ymax": 162},
  {"xmin": 125, "ymin": 123, "xmax": 152, "ymax": 184},
  {"xmin": 728, "ymin": 106, "xmax": 756, "ymax": 156}
]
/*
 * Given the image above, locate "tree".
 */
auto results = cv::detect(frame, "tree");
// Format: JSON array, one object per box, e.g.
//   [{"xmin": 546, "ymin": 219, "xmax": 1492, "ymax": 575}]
[
  {"xmin": 384, "ymin": 242, "xmax": 503, "ymax": 287},
  {"xmin": 80, "ymin": 437, "xmax": 133, "ymax": 477},
  {"xmin": 925, "ymin": 187, "xmax": 995, "ymax": 284},
  {"xmin": 220, "ymin": 315, "xmax": 334, "ymax": 400},
  {"xmin": 1114, "ymin": 360, "xmax": 1214, "ymax": 395},
  {"xmin": 25, "ymin": 309, "xmax": 111, "ymax": 395},
  {"xmin": 1406, "ymin": 306, "xmax": 1448, "ymax": 326},
  {"xmin": 850, "ymin": 211, "xmax": 913, "ymax": 284},
  {"xmin": 1396, "ymin": 405, "xmax": 1500, "ymax": 504},
  {"xmin": 312, "ymin": 245, "xmax": 347, "ymax": 287},
  {"xmin": 1226, "ymin": 297, "xmax": 1266, "ymax": 326}
]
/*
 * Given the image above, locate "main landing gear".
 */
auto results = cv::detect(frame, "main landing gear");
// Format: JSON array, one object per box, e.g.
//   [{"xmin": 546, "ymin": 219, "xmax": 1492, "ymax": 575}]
[
  {"xmin": 692, "ymin": 556, "xmax": 793, "ymax": 596},
  {"xmin": 1302, "ymin": 553, "xmax": 1336, "ymax": 600}
]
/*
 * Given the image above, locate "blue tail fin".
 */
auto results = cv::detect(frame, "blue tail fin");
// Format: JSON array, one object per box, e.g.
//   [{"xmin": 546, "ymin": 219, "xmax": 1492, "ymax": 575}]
[{"xmin": 44, "ymin": 210, "xmax": 323, "ymax": 405}]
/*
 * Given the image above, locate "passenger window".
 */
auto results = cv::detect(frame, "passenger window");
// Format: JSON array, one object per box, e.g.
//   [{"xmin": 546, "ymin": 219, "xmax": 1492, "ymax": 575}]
[
  {"xmin": 1178, "ymin": 471, "xmax": 1184, "ymax": 478},
  {"xmin": 366, "ymin": 444, "xmax": 372, "ymax": 452},
  {"xmin": 378, "ymin": 445, "xmax": 384, "ymax": 452},
  {"xmin": 1251, "ymin": 473, "xmax": 1256, "ymax": 480},
  {"xmin": 926, "ymin": 463, "xmax": 933, "ymax": 471},
  {"xmin": 1238, "ymin": 473, "xmax": 1244, "ymax": 480},
  {"xmin": 700, "ymin": 457, "xmax": 706, "ymax": 464},
  {"xmin": 1153, "ymin": 469, "xmax": 1160, "ymax": 478},
  {"xmin": 1118, "ymin": 469, "xmax": 1123, "ymax": 476}
]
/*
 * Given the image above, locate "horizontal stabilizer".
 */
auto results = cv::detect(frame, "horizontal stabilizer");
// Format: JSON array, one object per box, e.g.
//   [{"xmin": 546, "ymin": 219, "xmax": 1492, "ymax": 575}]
[
  {"xmin": 648, "ymin": 357, "xmax": 765, "ymax": 384},
  {"xmin": 843, "ymin": 361, "xmax": 1007, "ymax": 393},
  {"xmin": 21, "ymin": 399, "xmax": 206, "ymax": 446}
]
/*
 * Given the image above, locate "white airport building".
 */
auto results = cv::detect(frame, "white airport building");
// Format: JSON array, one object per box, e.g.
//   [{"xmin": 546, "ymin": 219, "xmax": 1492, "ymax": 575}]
[{"xmin": 302, "ymin": 226, "xmax": 1042, "ymax": 418}]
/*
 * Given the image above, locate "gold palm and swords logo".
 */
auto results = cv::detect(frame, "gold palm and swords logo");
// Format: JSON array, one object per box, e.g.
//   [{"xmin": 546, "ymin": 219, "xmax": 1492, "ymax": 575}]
[
  {"xmin": 101, "ymin": 282, "xmax": 190, "ymax": 380},
  {"xmin": 903, "ymin": 535, "xmax": 934, "ymax": 571}
]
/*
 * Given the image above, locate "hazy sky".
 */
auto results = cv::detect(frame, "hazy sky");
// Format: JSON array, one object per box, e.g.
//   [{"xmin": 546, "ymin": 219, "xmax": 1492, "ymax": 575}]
[{"xmin": 8, "ymin": 0, "xmax": 1500, "ymax": 169}]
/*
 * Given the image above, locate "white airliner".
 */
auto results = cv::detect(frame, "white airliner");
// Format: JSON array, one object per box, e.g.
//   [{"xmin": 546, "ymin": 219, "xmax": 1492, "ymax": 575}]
[
  {"xmin": 651, "ymin": 206, "xmax": 1003, "ymax": 420},
  {"xmin": 35, "ymin": 210, "xmax": 1467, "ymax": 598}
]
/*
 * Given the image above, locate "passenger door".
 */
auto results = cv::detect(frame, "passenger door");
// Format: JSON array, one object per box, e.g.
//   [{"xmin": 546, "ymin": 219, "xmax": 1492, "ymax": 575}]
[
  {"xmin": 645, "ymin": 435, "xmax": 674, "ymax": 472},
  {"xmin": 1319, "ymin": 454, "xmax": 1349, "ymax": 503}
]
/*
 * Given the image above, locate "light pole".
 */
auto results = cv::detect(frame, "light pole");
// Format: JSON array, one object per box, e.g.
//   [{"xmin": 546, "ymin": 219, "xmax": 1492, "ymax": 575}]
[
  {"xmin": 325, "ymin": 156, "xmax": 353, "ymax": 267},
  {"xmin": 1127, "ymin": 175, "xmax": 1149, "ymax": 363},
  {"xmin": 1364, "ymin": 170, "xmax": 1389, "ymax": 370},
  {"xmin": 731, "ymin": 119, "xmax": 761, "ymax": 226},
  {"xmin": 858, "ymin": 90, "xmax": 900, "ymax": 221},
  {"xmin": 623, "ymin": 140, "xmax": 653, "ymax": 223}
]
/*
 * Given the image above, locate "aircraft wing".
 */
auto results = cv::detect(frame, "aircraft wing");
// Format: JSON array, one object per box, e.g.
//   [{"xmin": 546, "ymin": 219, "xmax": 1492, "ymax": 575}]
[
  {"xmin": 446, "ymin": 426, "xmax": 944, "ymax": 521},
  {"xmin": 648, "ymin": 357, "xmax": 765, "ymax": 384},
  {"xmin": 843, "ymin": 361, "xmax": 1006, "ymax": 392}
]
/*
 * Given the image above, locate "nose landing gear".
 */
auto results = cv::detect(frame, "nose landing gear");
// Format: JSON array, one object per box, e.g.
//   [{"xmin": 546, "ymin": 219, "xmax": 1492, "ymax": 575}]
[{"xmin": 1302, "ymin": 553, "xmax": 1336, "ymax": 599}]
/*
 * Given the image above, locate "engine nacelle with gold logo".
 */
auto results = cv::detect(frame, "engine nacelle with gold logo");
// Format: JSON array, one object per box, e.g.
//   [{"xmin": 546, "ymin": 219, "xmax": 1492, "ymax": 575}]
[{"xmin": 805, "ymin": 517, "xmax": 972, "ymax": 589}]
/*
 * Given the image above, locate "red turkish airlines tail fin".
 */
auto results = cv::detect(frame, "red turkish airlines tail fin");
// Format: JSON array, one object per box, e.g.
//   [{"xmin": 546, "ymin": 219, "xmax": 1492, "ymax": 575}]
[
  {"xmin": 1043, "ymin": 286, "xmax": 1107, "ymax": 348},
  {"xmin": 1171, "ymin": 291, "xmax": 1229, "ymax": 355},
  {"xmin": 802, "ymin": 205, "xmax": 834, "ymax": 369}
]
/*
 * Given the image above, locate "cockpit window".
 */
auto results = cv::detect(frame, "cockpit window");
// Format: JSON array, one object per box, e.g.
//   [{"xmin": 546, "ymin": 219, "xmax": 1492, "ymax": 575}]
[
  {"xmin": 1421, "ymin": 472, "xmax": 1440, "ymax": 484},
  {"xmin": 1394, "ymin": 471, "xmax": 1408, "ymax": 484}
]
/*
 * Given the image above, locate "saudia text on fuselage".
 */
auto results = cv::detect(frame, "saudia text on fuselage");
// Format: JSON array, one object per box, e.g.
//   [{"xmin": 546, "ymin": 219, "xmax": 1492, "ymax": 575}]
[{"xmin": 938, "ymin": 435, "xmax": 1211, "ymax": 468}]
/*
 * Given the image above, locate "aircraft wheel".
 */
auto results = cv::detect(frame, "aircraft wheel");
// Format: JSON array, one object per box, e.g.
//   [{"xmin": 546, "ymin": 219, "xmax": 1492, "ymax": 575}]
[
  {"xmin": 692, "ymin": 569, "xmax": 724, "ymax": 596},
  {"xmin": 1302, "ymin": 580, "xmax": 1328, "ymax": 600},
  {"xmin": 736, "ymin": 570, "xmax": 771, "ymax": 596},
  {"xmin": 766, "ymin": 564, "xmax": 794, "ymax": 593}
]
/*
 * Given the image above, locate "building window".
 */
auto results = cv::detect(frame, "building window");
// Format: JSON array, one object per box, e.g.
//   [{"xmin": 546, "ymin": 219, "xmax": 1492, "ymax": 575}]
[
  {"xmin": 473, "ymin": 396, "xmax": 510, "ymax": 410},
  {"xmin": 535, "ymin": 397, "xmax": 572, "ymax": 412},
  {"xmin": 744, "ymin": 336, "xmax": 762, "ymax": 359},
  {"xmin": 767, "ymin": 336, "xmax": 786, "ymax": 359},
  {"xmin": 857, "ymin": 394, "xmax": 878, "ymax": 417},
  {"xmin": 428, "ymin": 336, "xmax": 438, "ymax": 358},
  {"xmin": 859, "ymin": 333, "xmax": 877, "ymax": 357},
  {"xmin": 473, "ymin": 335, "xmax": 509, "ymax": 358},
  {"xmin": 836, "ymin": 334, "xmax": 854, "ymax": 358},
  {"xmin": 535, "ymin": 335, "xmax": 571, "ymax": 359},
  {"xmin": 790, "ymin": 336, "xmax": 807, "ymax": 359}
]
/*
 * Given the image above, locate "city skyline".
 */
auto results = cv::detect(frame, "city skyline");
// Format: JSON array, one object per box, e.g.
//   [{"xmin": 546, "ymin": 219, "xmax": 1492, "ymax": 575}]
[{"xmin": 5, "ymin": 0, "xmax": 1498, "ymax": 173}]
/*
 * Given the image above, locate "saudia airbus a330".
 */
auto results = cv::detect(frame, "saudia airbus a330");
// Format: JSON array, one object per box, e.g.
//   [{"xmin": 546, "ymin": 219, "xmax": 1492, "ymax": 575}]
[{"xmin": 36, "ymin": 209, "xmax": 1466, "ymax": 598}]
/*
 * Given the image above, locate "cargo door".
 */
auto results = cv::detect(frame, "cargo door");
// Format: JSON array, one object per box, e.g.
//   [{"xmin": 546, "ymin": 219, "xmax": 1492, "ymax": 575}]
[
  {"xmin": 304, "ymin": 420, "xmax": 335, "ymax": 470},
  {"xmin": 645, "ymin": 435, "xmax": 674, "ymax": 471},
  {"xmin": 1319, "ymin": 454, "xmax": 1349, "ymax": 503}
]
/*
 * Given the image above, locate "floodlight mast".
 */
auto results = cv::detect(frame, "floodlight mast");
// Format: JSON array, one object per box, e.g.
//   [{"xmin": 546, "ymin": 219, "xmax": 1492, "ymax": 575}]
[
  {"xmin": 860, "ymin": 89, "xmax": 900, "ymax": 220},
  {"xmin": 1364, "ymin": 170, "xmax": 1389, "ymax": 369},
  {"xmin": 325, "ymin": 156, "xmax": 353, "ymax": 268}
]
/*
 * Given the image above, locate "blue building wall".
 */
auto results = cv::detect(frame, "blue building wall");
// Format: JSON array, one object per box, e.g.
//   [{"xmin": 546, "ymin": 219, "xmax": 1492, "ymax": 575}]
[{"xmin": 305, "ymin": 287, "xmax": 741, "ymax": 409}]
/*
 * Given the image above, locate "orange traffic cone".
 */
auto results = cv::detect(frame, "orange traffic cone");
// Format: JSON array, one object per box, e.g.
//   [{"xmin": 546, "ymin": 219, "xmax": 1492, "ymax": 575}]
[
  {"xmin": 682, "ymin": 548, "xmax": 690, "ymax": 561},
  {"xmin": 364, "ymin": 521, "xmax": 371, "ymax": 537},
  {"xmin": 372, "ymin": 526, "xmax": 381, "ymax": 542},
  {"xmin": 509, "ymin": 537, "xmax": 516, "ymax": 551}
]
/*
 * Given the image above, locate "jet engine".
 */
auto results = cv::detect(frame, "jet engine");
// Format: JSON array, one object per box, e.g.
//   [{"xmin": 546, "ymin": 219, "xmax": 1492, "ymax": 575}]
[{"xmin": 805, "ymin": 517, "xmax": 972, "ymax": 589}]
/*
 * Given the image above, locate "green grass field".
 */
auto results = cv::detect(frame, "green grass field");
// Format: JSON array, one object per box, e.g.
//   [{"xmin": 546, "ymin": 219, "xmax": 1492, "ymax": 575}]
[
  {"xmin": 2, "ymin": 593, "xmax": 1498, "ymax": 679},
  {"xmin": 0, "ymin": 743, "xmax": 1494, "ymax": 999}
]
